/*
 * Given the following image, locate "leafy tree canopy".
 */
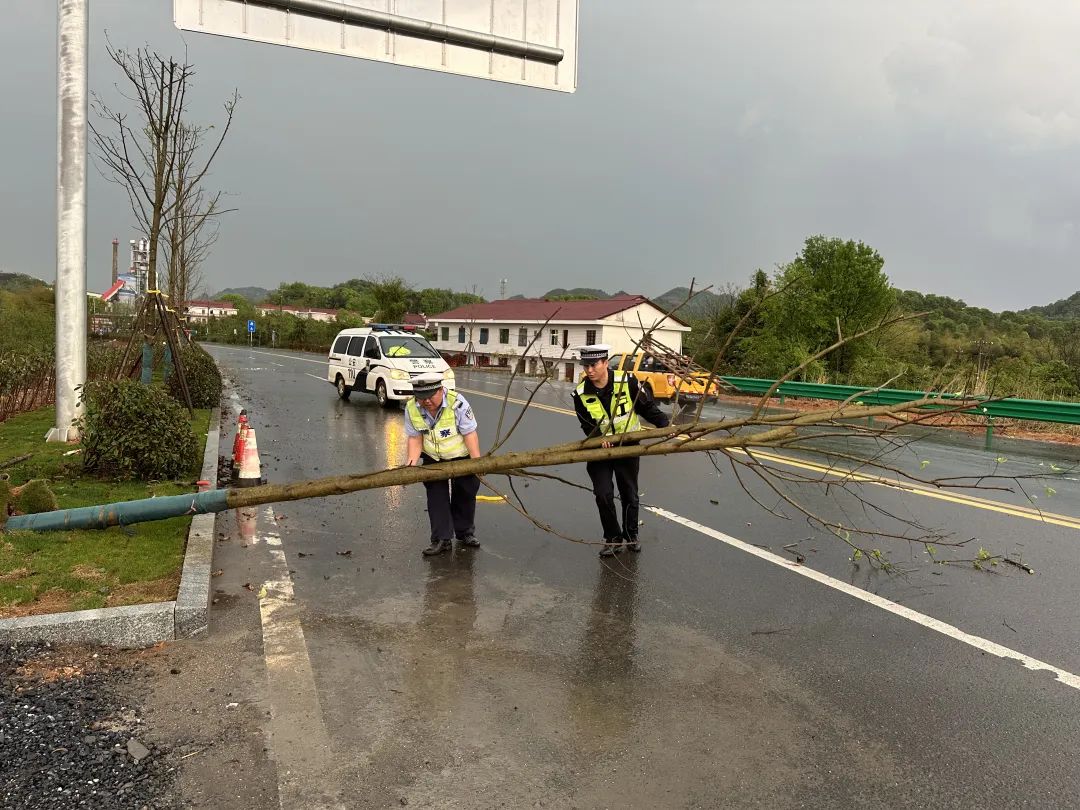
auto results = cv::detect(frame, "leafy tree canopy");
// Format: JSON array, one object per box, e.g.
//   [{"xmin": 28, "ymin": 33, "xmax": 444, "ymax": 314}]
[{"xmin": 686, "ymin": 235, "xmax": 1080, "ymax": 400}]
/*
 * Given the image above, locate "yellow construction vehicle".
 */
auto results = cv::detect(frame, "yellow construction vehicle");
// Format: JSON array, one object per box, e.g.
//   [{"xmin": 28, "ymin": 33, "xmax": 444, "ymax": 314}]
[{"xmin": 607, "ymin": 336, "xmax": 729, "ymax": 404}]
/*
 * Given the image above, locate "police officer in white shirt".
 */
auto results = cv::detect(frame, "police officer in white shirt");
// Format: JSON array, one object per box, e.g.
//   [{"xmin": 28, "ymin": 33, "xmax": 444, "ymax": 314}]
[{"xmin": 404, "ymin": 372, "xmax": 482, "ymax": 557}]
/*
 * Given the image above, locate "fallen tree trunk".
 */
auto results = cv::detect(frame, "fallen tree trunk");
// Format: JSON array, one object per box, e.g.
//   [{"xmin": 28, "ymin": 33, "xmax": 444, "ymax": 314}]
[{"xmin": 2, "ymin": 396, "xmax": 960, "ymax": 533}]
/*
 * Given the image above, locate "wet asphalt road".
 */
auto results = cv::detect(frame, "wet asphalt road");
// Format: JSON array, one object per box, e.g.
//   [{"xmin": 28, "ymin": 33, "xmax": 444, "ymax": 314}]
[{"xmin": 207, "ymin": 344, "xmax": 1080, "ymax": 809}]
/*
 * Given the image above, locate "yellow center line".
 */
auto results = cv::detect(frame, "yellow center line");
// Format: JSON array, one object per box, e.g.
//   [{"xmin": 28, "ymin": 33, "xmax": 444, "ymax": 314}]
[
  {"xmin": 459, "ymin": 386, "xmax": 1080, "ymax": 531},
  {"xmin": 733, "ymin": 448, "xmax": 1080, "ymax": 531},
  {"xmin": 458, "ymin": 386, "xmax": 575, "ymax": 417}
]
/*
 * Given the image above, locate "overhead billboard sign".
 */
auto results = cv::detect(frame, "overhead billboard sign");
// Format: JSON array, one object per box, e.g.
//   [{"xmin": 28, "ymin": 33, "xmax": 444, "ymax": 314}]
[{"xmin": 174, "ymin": 0, "xmax": 579, "ymax": 93}]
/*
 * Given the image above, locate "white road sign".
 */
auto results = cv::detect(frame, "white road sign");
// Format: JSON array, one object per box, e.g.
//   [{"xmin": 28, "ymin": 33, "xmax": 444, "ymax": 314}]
[{"xmin": 174, "ymin": 0, "xmax": 579, "ymax": 93}]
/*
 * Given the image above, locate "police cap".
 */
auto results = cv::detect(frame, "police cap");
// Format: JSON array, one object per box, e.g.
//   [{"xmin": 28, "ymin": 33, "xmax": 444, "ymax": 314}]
[
  {"xmin": 411, "ymin": 372, "xmax": 445, "ymax": 398},
  {"xmin": 577, "ymin": 344, "xmax": 610, "ymax": 364}
]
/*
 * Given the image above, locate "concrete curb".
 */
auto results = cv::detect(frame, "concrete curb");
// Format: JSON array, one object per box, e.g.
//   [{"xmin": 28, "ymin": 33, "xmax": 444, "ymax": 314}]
[
  {"xmin": 174, "ymin": 406, "xmax": 222, "ymax": 639},
  {"xmin": 0, "ymin": 602, "xmax": 176, "ymax": 648},
  {"xmin": 0, "ymin": 407, "xmax": 222, "ymax": 648}
]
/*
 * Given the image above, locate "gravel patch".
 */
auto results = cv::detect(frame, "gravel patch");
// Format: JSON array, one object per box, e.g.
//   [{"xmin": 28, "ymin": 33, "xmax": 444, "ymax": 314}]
[{"xmin": 0, "ymin": 644, "xmax": 177, "ymax": 810}]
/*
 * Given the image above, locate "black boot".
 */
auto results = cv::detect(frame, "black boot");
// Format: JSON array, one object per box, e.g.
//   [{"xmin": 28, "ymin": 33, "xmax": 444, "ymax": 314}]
[
  {"xmin": 422, "ymin": 539, "xmax": 452, "ymax": 556},
  {"xmin": 625, "ymin": 536, "xmax": 641, "ymax": 553},
  {"xmin": 459, "ymin": 534, "xmax": 480, "ymax": 548},
  {"xmin": 599, "ymin": 540, "xmax": 623, "ymax": 557}
]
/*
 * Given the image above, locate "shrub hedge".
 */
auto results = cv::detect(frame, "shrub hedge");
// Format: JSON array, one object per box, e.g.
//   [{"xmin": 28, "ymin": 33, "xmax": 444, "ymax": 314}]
[
  {"xmin": 168, "ymin": 344, "xmax": 223, "ymax": 409},
  {"xmin": 78, "ymin": 380, "xmax": 199, "ymax": 480}
]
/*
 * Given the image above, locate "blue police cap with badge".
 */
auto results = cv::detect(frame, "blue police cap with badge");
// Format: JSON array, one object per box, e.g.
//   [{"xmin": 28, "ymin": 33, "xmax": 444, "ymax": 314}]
[{"xmin": 577, "ymin": 344, "xmax": 610, "ymax": 364}]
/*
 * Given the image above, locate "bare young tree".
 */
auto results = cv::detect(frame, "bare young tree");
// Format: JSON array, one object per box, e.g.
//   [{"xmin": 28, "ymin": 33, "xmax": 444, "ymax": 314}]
[
  {"xmin": 163, "ymin": 183, "xmax": 215, "ymax": 308},
  {"xmin": 162, "ymin": 122, "xmax": 236, "ymax": 308},
  {"xmin": 91, "ymin": 42, "xmax": 237, "ymax": 293}
]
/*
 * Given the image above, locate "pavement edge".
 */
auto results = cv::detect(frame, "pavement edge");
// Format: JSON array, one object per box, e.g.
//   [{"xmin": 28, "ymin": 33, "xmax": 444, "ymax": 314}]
[
  {"xmin": 174, "ymin": 406, "xmax": 222, "ymax": 639},
  {"xmin": 0, "ymin": 407, "xmax": 222, "ymax": 648}
]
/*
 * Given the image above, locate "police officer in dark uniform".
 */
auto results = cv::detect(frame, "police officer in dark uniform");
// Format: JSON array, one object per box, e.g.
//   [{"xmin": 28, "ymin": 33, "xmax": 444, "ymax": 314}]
[
  {"xmin": 572, "ymin": 344, "xmax": 670, "ymax": 557},
  {"xmin": 405, "ymin": 372, "xmax": 482, "ymax": 557}
]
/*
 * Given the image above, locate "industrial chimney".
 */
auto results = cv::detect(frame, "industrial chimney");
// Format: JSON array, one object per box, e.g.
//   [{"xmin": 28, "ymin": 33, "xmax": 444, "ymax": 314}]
[{"xmin": 111, "ymin": 238, "xmax": 119, "ymax": 285}]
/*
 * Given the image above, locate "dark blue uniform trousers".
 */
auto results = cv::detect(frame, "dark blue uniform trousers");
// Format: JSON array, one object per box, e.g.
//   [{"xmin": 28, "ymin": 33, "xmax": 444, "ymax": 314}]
[
  {"xmin": 421, "ymin": 453, "xmax": 480, "ymax": 542},
  {"xmin": 586, "ymin": 457, "xmax": 640, "ymax": 542}
]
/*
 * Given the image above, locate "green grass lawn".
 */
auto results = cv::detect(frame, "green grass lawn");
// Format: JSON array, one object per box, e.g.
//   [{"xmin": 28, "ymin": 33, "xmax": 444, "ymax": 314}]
[{"xmin": 0, "ymin": 406, "xmax": 212, "ymax": 618}]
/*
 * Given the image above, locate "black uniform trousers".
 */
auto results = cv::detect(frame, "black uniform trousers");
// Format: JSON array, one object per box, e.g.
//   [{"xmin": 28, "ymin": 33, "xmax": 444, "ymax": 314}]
[
  {"xmin": 421, "ymin": 453, "xmax": 480, "ymax": 542},
  {"xmin": 586, "ymin": 456, "xmax": 640, "ymax": 542}
]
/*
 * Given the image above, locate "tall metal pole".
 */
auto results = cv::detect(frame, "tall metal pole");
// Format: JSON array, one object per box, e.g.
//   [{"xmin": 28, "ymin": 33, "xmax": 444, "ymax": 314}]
[{"xmin": 48, "ymin": 0, "xmax": 89, "ymax": 443}]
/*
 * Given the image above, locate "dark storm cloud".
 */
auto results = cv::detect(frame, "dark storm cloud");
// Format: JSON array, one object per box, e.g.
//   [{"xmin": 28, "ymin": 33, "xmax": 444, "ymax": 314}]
[{"xmin": 2, "ymin": 1, "xmax": 1078, "ymax": 309}]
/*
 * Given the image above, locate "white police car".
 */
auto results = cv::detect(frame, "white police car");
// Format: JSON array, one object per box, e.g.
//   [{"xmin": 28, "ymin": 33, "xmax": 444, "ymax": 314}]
[{"xmin": 327, "ymin": 325, "xmax": 455, "ymax": 407}]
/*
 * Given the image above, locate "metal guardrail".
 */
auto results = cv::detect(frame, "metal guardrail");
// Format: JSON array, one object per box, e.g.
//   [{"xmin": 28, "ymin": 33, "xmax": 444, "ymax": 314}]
[{"xmin": 719, "ymin": 377, "xmax": 1080, "ymax": 427}]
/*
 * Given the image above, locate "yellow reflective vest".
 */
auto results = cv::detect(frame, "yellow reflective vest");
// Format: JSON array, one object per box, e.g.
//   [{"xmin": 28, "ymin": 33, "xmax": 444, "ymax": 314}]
[
  {"xmin": 575, "ymin": 371, "xmax": 642, "ymax": 436},
  {"xmin": 406, "ymin": 389, "xmax": 469, "ymax": 460}
]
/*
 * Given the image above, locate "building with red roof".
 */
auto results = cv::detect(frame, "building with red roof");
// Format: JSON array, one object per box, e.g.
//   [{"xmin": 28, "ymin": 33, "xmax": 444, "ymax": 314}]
[
  {"xmin": 255, "ymin": 304, "xmax": 340, "ymax": 322},
  {"xmin": 428, "ymin": 295, "xmax": 691, "ymax": 378},
  {"xmin": 99, "ymin": 279, "xmax": 126, "ymax": 303},
  {"xmin": 185, "ymin": 300, "xmax": 240, "ymax": 322}
]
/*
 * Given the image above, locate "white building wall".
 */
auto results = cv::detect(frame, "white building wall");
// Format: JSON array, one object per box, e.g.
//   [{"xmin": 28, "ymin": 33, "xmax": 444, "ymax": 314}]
[
  {"xmin": 601, "ymin": 325, "xmax": 686, "ymax": 356},
  {"xmin": 185, "ymin": 303, "xmax": 239, "ymax": 322},
  {"xmin": 430, "ymin": 307, "xmax": 690, "ymax": 376},
  {"xmin": 255, "ymin": 307, "xmax": 338, "ymax": 322},
  {"xmin": 432, "ymin": 321, "xmax": 602, "ymax": 359}
]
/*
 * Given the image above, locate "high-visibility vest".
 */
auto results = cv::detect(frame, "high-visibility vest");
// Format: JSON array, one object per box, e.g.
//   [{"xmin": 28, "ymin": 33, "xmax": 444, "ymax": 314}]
[
  {"xmin": 406, "ymin": 389, "xmax": 469, "ymax": 460},
  {"xmin": 575, "ymin": 371, "xmax": 642, "ymax": 436}
]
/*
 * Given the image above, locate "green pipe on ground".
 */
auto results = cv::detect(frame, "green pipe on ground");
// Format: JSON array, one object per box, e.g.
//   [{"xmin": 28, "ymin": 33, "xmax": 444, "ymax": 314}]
[{"xmin": 3, "ymin": 489, "xmax": 230, "ymax": 533}]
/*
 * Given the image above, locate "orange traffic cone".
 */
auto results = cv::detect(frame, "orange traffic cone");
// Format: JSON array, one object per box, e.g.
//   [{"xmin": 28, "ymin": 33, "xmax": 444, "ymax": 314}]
[
  {"xmin": 231, "ymin": 411, "xmax": 248, "ymax": 471},
  {"xmin": 234, "ymin": 427, "xmax": 263, "ymax": 488}
]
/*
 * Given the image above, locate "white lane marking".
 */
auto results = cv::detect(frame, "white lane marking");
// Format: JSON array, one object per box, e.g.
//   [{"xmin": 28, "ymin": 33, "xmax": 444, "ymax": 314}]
[
  {"xmin": 212, "ymin": 345, "xmax": 325, "ymax": 365},
  {"xmin": 257, "ymin": 507, "xmax": 344, "ymax": 809},
  {"xmin": 647, "ymin": 506, "xmax": 1080, "ymax": 692},
  {"xmin": 305, "ymin": 373, "xmax": 327, "ymax": 382}
]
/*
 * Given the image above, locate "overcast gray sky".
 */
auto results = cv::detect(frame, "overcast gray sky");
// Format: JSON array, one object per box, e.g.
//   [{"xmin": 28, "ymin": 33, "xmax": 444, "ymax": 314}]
[{"xmin": 3, "ymin": 1, "xmax": 1079, "ymax": 310}]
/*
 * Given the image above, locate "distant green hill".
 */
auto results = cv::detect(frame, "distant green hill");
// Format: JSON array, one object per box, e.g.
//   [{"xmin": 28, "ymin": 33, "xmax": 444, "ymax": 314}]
[
  {"xmin": 541, "ymin": 287, "xmax": 615, "ymax": 300},
  {"xmin": 0, "ymin": 272, "xmax": 48, "ymax": 292},
  {"xmin": 205, "ymin": 278, "xmax": 1080, "ymax": 321},
  {"xmin": 1021, "ymin": 291, "xmax": 1080, "ymax": 320},
  {"xmin": 212, "ymin": 286, "xmax": 269, "ymax": 303},
  {"xmin": 508, "ymin": 286, "xmax": 727, "ymax": 318},
  {"xmin": 654, "ymin": 287, "xmax": 731, "ymax": 319}
]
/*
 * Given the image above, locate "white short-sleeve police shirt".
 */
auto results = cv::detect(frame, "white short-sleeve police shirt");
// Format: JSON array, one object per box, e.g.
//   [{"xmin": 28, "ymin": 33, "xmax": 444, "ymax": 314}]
[{"xmin": 403, "ymin": 389, "xmax": 477, "ymax": 437}]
